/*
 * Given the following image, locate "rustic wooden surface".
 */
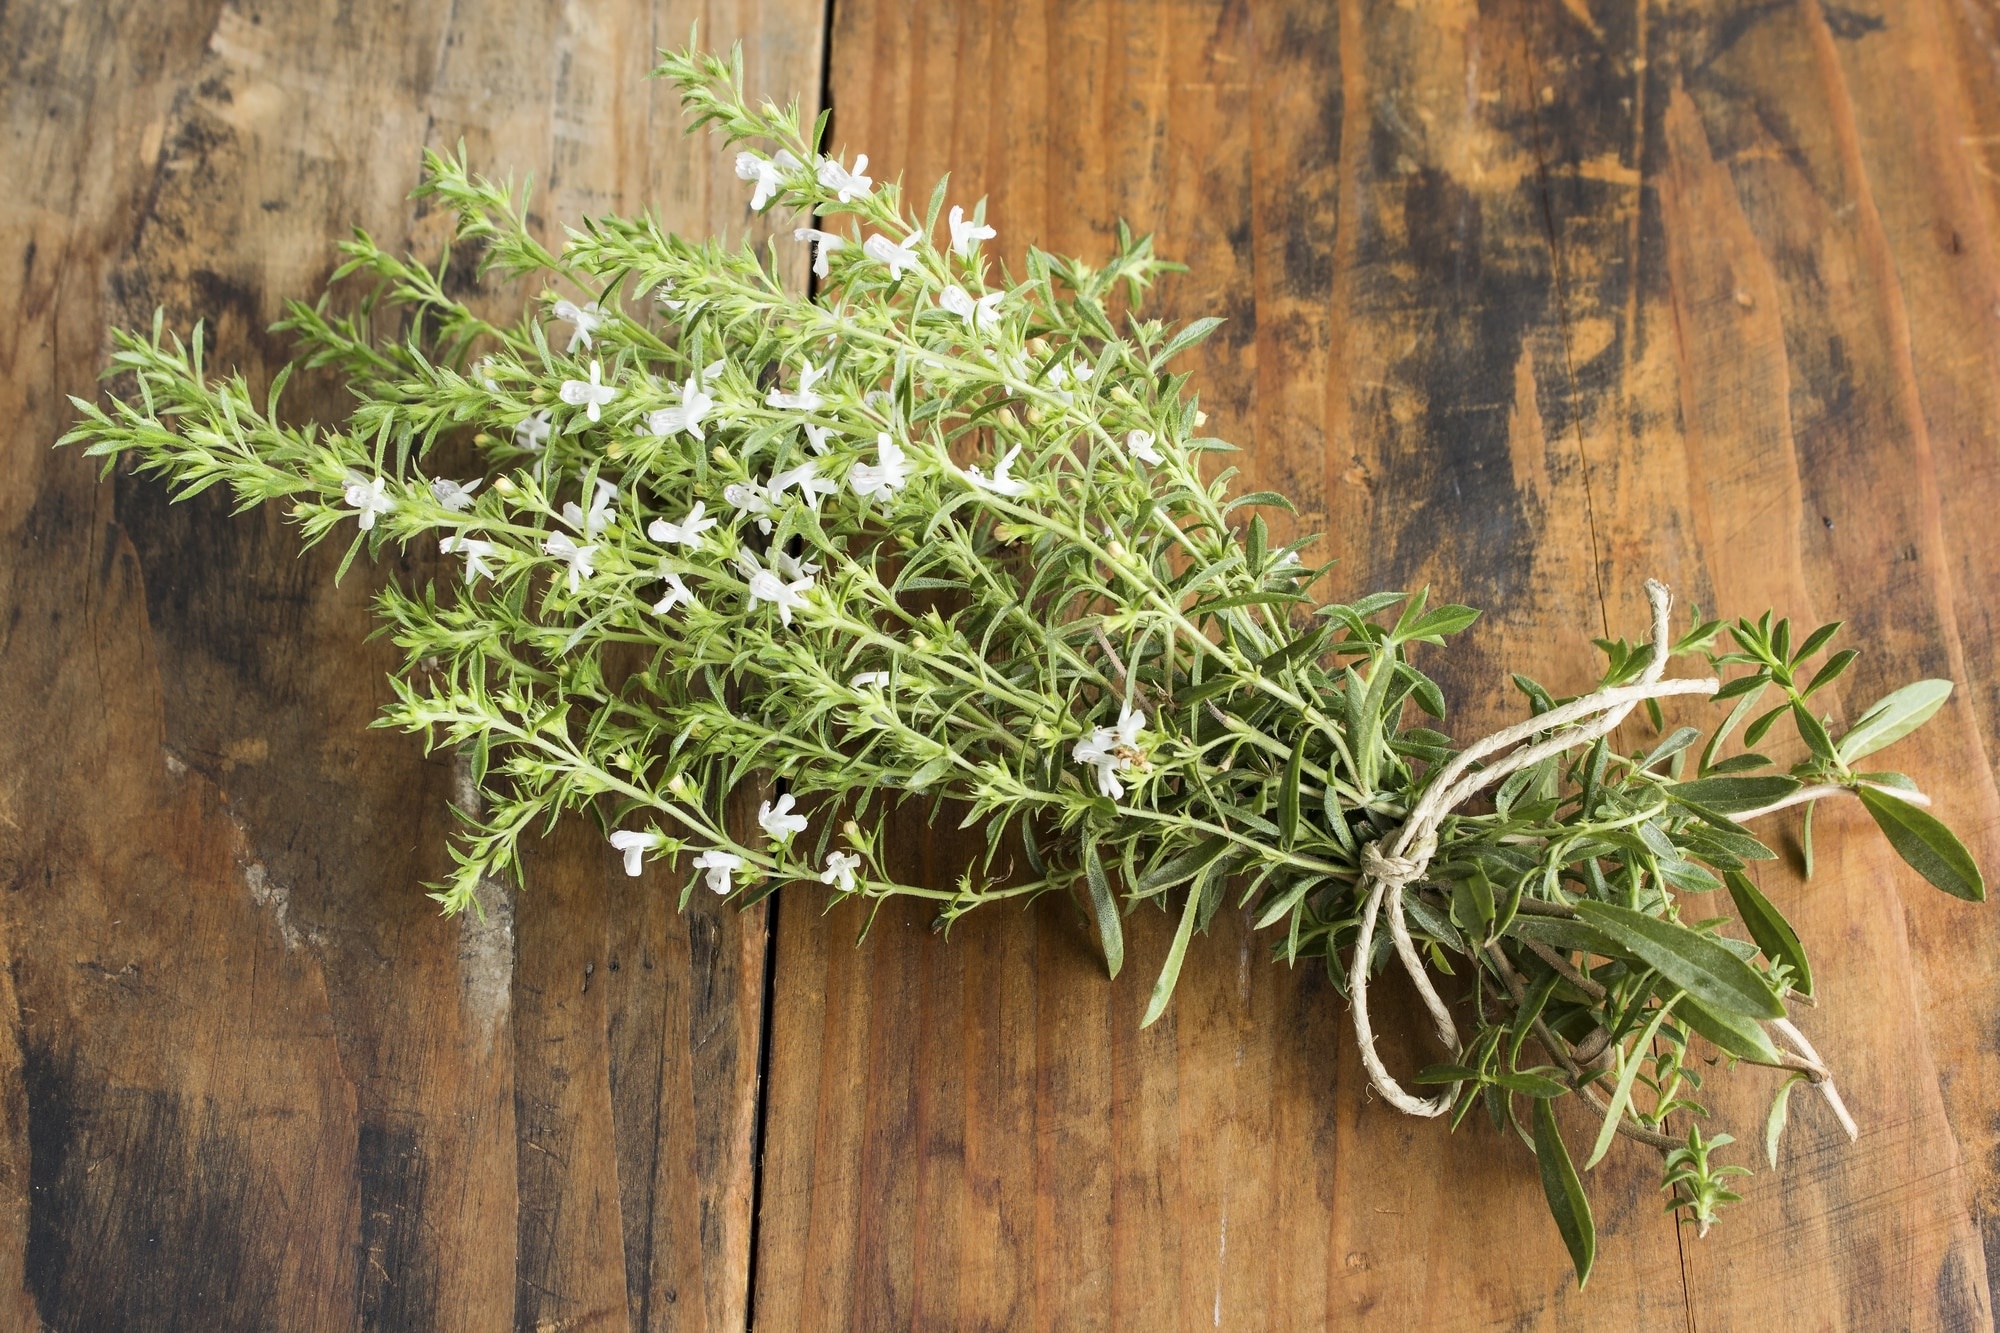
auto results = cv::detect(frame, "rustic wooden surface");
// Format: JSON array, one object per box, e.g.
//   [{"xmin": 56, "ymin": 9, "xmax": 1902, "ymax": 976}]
[{"xmin": 4, "ymin": 0, "xmax": 2000, "ymax": 1328}]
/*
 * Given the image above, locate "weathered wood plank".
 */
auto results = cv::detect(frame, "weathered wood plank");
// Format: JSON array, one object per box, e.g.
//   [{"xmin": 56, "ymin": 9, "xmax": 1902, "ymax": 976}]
[{"xmin": 0, "ymin": 1, "xmax": 822, "ymax": 1328}]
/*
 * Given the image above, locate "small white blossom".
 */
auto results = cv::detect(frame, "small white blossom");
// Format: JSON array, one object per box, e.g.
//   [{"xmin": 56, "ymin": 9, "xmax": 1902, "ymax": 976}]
[
  {"xmin": 736, "ymin": 149, "xmax": 803, "ymax": 211},
  {"xmin": 820, "ymin": 850, "xmax": 861, "ymax": 893},
  {"xmin": 552, "ymin": 298, "xmax": 604, "ymax": 353},
  {"xmin": 543, "ymin": 532, "xmax": 596, "ymax": 592},
  {"xmin": 648, "ymin": 501, "xmax": 716, "ymax": 548},
  {"xmin": 940, "ymin": 284, "xmax": 1004, "ymax": 332},
  {"xmin": 816, "ymin": 152, "xmax": 873, "ymax": 202},
  {"xmin": 701, "ymin": 359, "xmax": 727, "ymax": 383},
  {"xmin": 608, "ymin": 829, "xmax": 662, "ymax": 877},
  {"xmin": 794, "ymin": 228, "xmax": 845, "ymax": 278},
  {"xmin": 343, "ymin": 472, "xmax": 393, "ymax": 531},
  {"xmin": 652, "ymin": 571, "xmax": 695, "ymax": 616},
  {"xmin": 848, "ymin": 434, "xmax": 910, "ymax": 501},
  {"xmin": 691, "ymin": 849, "xmax": 742, "ymax": 895},
  {"xmin": 850, "ymin": 671, "xmax": 889, "ymax": 689},
  {"xmin": 948, "ymin": 204, "xmax": 996, "ymax": 256},
  {"xmin": 739, "ymin": 549, "xmax": 814, "ymax": 626},
  {"xmin": 562, "ymin": 477, "xmax": 618, "ymax": 538},
  {"xmin": 1072, "ymin": 706, "xmax": 1147, "ymax": 800},
  {"xmin": 863, "ymin": 232, "xmax": 920, "ymax": 280},
  {"xmin": 514, "ymin": 410, "xmax": 552, "ymax": 451},
  {"xmin": 723, "ymin": 480, "xmax": 775, "ymax": 535},
  {"xmin": 439, "ymin": 535, "xmax": 495, "ymax": 583},
  {"xmin": 559, "ymin": 359, "xmax": 618, "ymax": 423},
  {"xmin": 429, "ymin": 477, "xmax": 482, "ymax": 512},
  {"xmin": 1124, "ymin": 429, "xmax": 1163, "ymax": 466},
  {"xmin": 965, "ymin": 444, "xmax": 1028, "ymax": 497},
  {"xmin": 769, "ymin": 548, "xmax": 821, "ymax": 582},
  {"xmin": 770, "ymin": 460, "xmax": 838, "ymax": 510},
  {"xmin": 647, "ymin": 376, "xmax": 714, "ymax": 440},
  {"xmin": 804, "ymin": 423, "xmax": 836, "ymax": 455},
  {"xmin": 767, "ymin": 360, "xmax": 828, "ymax": 412},
  {"xmin": 475, "ymin": 356, "xmax": 499, "ymax": 391},
  {"xmin": 757, "ymin": 792, "xmax": 810, "ymax": 844},
  {"xmin": 656, "ymin": 282, "xmax": 686, "ymax": 311}
]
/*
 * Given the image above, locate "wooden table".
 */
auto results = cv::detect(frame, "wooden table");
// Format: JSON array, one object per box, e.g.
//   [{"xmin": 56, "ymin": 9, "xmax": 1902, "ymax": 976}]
[{"xmin": 5, "ymin": 0, "xmax": 1998, "ymax": 1327}]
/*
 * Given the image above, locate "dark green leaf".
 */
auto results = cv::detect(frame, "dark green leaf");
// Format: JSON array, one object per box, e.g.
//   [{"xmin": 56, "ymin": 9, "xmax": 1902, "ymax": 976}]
[
  {"xmin": 1858, "ymin": 788, "xmax": 1986, "ymax": 902},
  {"xmin": 1802, "ymin": 648, "xmax": 1858, "ymax": 697},
  {"xmin": 1141, "ymin": 878, "xmax": 1203, "ymax": 1028},
  {"xmin": 1674, "ymin": 993, "xmax": 1782, "ymax": 1063},
  {"xmin": 1742, "ymin": 705, "xmax": 1788, "ymax": 748},
  {"xmin": 1790, "ymin": 621, "xmax": 1843, "ymax": 666},
  {"xmin": 1668, "ymin": 775, "xmax": 1801, "ymax": 816},
  {"xmin": 1496, "ymin": 1071, "xmax": 1568, "ymax": 1099},
  {"xmin": 1533, "ymin": 1098, "xmax": 1596, "ymax": 1289},
  {"xmin": 1791, "ymin": 701, "xmax": 1836, "ymax": 764},
  {"xmin": 1572, "ymin": 902, "xmax": 1783, "ymax": 1019},
  {"xmin": 1083, "ymin": 837, "xmax": 1124, "ymax": 978}
]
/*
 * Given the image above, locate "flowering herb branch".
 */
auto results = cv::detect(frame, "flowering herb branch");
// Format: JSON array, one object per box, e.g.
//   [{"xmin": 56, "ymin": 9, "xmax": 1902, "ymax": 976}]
[{"xmin": 62, "ymin": 43, "xmax": 1987, "ymax": 1287}]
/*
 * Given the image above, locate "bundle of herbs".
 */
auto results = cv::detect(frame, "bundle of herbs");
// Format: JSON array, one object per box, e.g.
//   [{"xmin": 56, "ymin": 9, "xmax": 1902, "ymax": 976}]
[{"xmin": 62, "ymin": 45, "xmax": 1987, "ymax": 1286}]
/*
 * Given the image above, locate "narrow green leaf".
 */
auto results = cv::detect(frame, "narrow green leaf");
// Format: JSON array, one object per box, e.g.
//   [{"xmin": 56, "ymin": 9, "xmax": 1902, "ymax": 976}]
[
  {"xmin": 1802, "ymin": 648, "xmax": 1858, "ymax": 697},
  {"xmin": 1766, "ymin": 1072, "xmax": 1808, "ymax": 1168},
  {"xmin": 1083, "ymin": 837, "xmax": 1124, "ymax": 978},
  {"xmin": 1674, "ymin": 994, "xmax": 1783, "ymax": 1063},
  {"xmin": 1151, "ymin": 315, "xmax": 1224, "ymax": 368},
  {"xmin": 1573, "ymin": 901, "xmax": 1783, "ymax": 1019},
  {"xmin": 1791, "ymin": 701, "xmax": 1837, "ymax": 764},
  {"xmin": 1743, "ymin": 704, "xmax": 1788, "ymax": 748},
  {"xmin": 1533, "ymin": 1098, "xmax": 1596, "ymax": 1289},
  {"xmin": 1837, "ymin": 679, "xmax": 1953, "ymax": 763},
  {"xmin": 1404, "ymin": 604, "xmax": 1481, "ymax": 642},
  {"xmin": 1858, "ymin": 787, "xmax": 1987, "ymax": 902},
  {"xmin": 1279, "ymin": 731, "xmax": 1306, "ymax": 850},
  {"xmin": 1141, "ymin": 880, "xmax": 1204, "ymax": 1028},
  {"xmin": 1585, "ymin": 997, "xmax": 1680, "ymax": 1169},
  {"xmin": 1723, "ymin": 871, "xmax": 1813, "ymax": 997},
  {"xmin": 1790, "ymin": 620, "xmax": 1843, "ymax": 666},
  {"xmin": 1496, "ymin": 1071, "xmax": 1568, "ymax": 1099},
  {"xmin": 1668, "ymin": 775, "xmax": 1801, "ymax": 816}
]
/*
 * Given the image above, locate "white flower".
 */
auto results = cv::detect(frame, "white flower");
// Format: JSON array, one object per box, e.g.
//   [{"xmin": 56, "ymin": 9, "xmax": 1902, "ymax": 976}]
[
  {"xmin": 769, "ymin": 548, "xmax": 821, "ymax": 582},
  {"xmin": 552, "ymin": 298, "xmax": 604, "ymax": 353},
  {"xmin": 608, "ymin": 829, "xmax": 662, "ymax": 877},
  {"xmin": 948, "ymin": 205, "xmax": 996, "ymax": 256},
  {"xmin": 648, "ymin": 501, "xmax": 716, "ymax": 548},
  {"xmin": 863, "ymin": 232, "xmax": 920, "ymax": 280},
  {"xmin": 740, "ymin": 550, "xmax": 814, "ymax": 626},
  {"xmin": 562, "ymin": 477, "xmax": 618, "ymax": 538},
  {"xmin": 475, "ymin": 356, "xmax": 499, "ymax": 391},
  {"xmin": 647, "ymin": 376, "xmax": 714, "ymax": 440},
  {"xmin": 848, "ymin": 433, "xmax": 910, "ymax": 501},
  {"xmin": 652, "ymin": 571, "xmax": 695, "ymax": 616},
  {"xmin": 429, "ymin": 477, "xmax": 482, "ymax": 512},
  {"xmin": 514, "ymin": 410, "xmax": 552, "ymax": 452},
  {"xmin": 816, "ymin": 152, "xmax": 873, "ymax": 202},
  {"xmin": 559, "ymin": 359, "xmax": 618, "ymax": 423},
  {"xmin": 439, "ymin": 535, "xmax": 495, "ymax": 582},
  {"xmin": 794, "ymin": 228, "xmax": 845, "ymax": 278},
  {"xmin": 820, "ymin": 850, "xmax": 861, "ymax": 893},
  {"xmin": 940, "ymin": 284, "xmax": 1003, "ymax": 332},
  {"xmin": 965, "ymin": 444, "xmax": 1028, "ymax": 497},
  {"xmin": 692, "ymin": 848, "xmax": 742, "ymax": 895},
  {"xmin": 1124, "ymin": 429, "xmax": 1163, "ymax": 465},
  {"xmin": 656, "ymin": 281, "xmax": 686, "ymax": 311},
  {"xmin": 736, "ymin": 149, "xmax": 803, "ymax": 211},
  {"xmin": 1072, "ymin": 706, "xmax": 1147, "ymax": 800},
  {"xmin": 757, "ymin": 792, "xmax": 810, "ymax": 844},
  {"xmin": 804, "ymin": 423, "xmax": 836, "ymax": 455},
  {"xmin": 343, "ymin": 472, "xmax": 394, "ymax": 530},
  {"xmin": 767, "ymin": 360, "xmax": 828, "ymax": 412},
  {"xmin": 850, "ymin": 671, "xmax": 889, "ymax": 689},
  {"xmin": 723, "ymin": 480, "xmax": 775, "ymax": 535},
  {"xmin": 770, "ymin": 459, "xmax": 838, "ymax": 510},
  {"xmin": 542, "ymin": 532, "xmax": 596, "ymax": 592},
  {"xmin": 701, "ymin": 359, "xmax": 727, "ymax": 382}
]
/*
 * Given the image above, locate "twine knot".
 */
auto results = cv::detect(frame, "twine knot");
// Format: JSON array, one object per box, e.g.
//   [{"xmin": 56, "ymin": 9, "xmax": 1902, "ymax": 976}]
[{"xmin": 1359, "ymin": 837, "xmax": 1433, "ymax": 890}]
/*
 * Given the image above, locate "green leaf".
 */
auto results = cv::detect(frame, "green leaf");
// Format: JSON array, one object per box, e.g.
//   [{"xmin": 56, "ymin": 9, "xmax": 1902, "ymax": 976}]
[
  {"xmin": 1083, "ymin": 837, "xmax": 1124, "ymax": 978},
  {"xmin": 1586, "ymin": 997, "xmax": 1680, "ymax": 1169},
  {"xmin": 1674, "ymin": 994, "xmax": 1783, "ymax": 1063},
  {"xmin": 1573, "ymin": 902, "xmax": 1783, "ymax": 1019},
  {"xmin": 1141, "ymin": 879, "xmax": 1204, "ymax": 1028},
  {"xmin": 1766, "ymin": 1072, "xmax": 1808, "ymax": 1168},
  {"xmin": 1790, "ymin": 620, "xmax": 1843, "ymax": 665},
  {"xmin": 1802, "ymin": 648, "xmax": 1858, "ymax": 697},
  {"xmin": 1791, "ymin": 701, "xmax": 1837, "ymax": 765},
  {"xmin": 1858, "ymin": 788, "xmax": 1986, "ymax": 902},
  {"xmin": 1496, "ymin": 1071, "xmax": 1568, "ymax": 1099},
  {"xmin": 1150, "ymin": 315, "xmax": 1224, "ymax": 368},
  {"xmin": 1837, "ymin": 679, "xmax": 1953, "ymax": 763},
  {"xmin": 1279, "ymin": 731, "xmax": 1306, "ymax": 849},
  {"xmin": 1668, "ymin": 775, "xmax": 1801, "ymax": 816},
  {"xmin": 1403, "ymin": 604, "xmax": 1481, "ymax": 643},
  {"xmin": 1742, "ymin": 705, "xmax": 1788, "ymax": 748},
  {"xmin": 1723, "ymin": 871, "xmax": 1813, "ymax": 997},
  {"xmin": 1533, "ymin": 1098, "xmax": 1596, "ymax": 1289}
]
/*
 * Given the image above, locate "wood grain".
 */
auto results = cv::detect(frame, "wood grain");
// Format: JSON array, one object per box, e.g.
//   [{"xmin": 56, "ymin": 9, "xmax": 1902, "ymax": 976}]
[{"xmin": 4, "ymin": 0, "xmax": 1999, "ymax": 1327}]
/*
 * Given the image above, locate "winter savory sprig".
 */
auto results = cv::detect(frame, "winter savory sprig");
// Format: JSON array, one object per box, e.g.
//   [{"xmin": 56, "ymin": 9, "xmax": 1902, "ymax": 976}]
[{"xmin": 60, "ymin": 42, "xmax": 1986, "ymax": 1287}]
